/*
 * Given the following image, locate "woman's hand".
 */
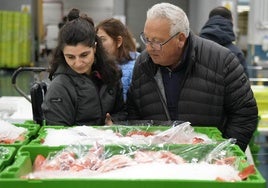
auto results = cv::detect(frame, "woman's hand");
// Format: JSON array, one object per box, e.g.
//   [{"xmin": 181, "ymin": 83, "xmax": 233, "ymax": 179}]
[{"xmin": 105, "ymin": 113, "xmax": 113, "ymax": 125}]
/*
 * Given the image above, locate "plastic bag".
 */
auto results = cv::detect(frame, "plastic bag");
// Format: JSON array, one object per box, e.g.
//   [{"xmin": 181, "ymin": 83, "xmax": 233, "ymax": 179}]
[
  {"xmin": 42, "ymin": 122, "xmax": 214, "ymax": 146},
  {"xmin": 24, "ymin": 139, "xmax": 255, "ymax": 181}
]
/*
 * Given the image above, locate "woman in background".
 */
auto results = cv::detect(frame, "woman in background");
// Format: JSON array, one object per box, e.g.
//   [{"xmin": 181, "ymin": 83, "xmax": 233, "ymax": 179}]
[
  {"xmin": 42, "ymin": 9, "xmax": 126, "ymax": 126},
  {"xmin": 96, "ymin": 18, "xmax": 140, "ymax": 101}
]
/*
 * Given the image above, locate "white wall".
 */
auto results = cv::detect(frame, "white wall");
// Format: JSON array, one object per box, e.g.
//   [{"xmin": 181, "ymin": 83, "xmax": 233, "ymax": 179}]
[
  {"xmin": 248, "ymin": 0, "xmax": 268, "ymax": 45},
  {"xmin": 42, "ymin": 0, "xmax": 114, "ymax": 25},
  {"xmin": 188, "ymin": 0, "xmax": 238, "ymax": 35},
  {"xmin": 63, "ymin": 0, "xmax": 114, "ymax": 24}
]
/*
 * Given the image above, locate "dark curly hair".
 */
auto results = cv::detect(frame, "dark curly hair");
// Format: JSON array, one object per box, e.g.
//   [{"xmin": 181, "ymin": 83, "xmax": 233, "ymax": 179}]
[{"xmin": 49, "ymin": 8, "xmax": 120, "ymax": 85}]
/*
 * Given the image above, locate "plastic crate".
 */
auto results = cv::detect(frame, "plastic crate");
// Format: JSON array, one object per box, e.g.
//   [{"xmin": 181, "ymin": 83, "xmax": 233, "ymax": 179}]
[
  {"xmin": 29, "ymin": 125, "xmax": 224, "ymax": 146},
  {"xmin": 0, "ymin": 144, "xmax": 266, "ymax": 188},
  {"xmin": 252, "ymin": 86, "xmax": 268, "ymax": 127},
  {"xmin": 0, "ymin": 122, "xmax": 40, "ymax": 150},
  {"xmin": 0, "ymin": 146, "xmax": 16, "ymax": 172}
]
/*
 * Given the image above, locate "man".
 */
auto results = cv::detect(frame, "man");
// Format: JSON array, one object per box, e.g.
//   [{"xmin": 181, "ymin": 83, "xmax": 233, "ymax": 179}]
[
  {"xmin": 200, "ymin": 6, "xmax": 248, "ymax": 76},
  {"xmin": 126, "ymin": 2, "xmax": 258, "ymax": 151}
]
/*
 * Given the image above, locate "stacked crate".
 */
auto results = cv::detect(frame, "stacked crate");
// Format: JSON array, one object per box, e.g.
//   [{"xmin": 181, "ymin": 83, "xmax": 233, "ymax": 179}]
[
  {"xmin": 0, "ymin": 11, "xmax": 32, "ymax": 68},
  {"xmin": 0, "ymin": 121, "xmax": 40, "ymax": 176}
]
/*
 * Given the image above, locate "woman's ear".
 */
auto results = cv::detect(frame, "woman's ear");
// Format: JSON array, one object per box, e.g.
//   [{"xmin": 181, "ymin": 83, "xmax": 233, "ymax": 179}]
[
  {"xmin": 116, "ymin": 36, "xmax": 123, "ymax": 48},
  {"xmin": 94, "ymin": 42, "xmax": 97, "ymax": 53}
]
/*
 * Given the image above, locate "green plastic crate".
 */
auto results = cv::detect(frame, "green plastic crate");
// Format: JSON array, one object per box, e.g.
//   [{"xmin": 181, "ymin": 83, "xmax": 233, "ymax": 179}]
[
  {"xmin": 252, "ymin": 86, "xmax": 268, "ymax": 126},
  {"xmin": 29, "ymin": 125, "xmax": 224, "ymax": 146},
  {"xmin": 0, "ymin": 146, "xmax": 16, "ymax": 172},
  {"xmin": 0, "ymin": 122, "xmax": 40, "ymax": 150},
  {"xmin": 0, "ymin": 144, "xmax": 266, "ymax": 188}
]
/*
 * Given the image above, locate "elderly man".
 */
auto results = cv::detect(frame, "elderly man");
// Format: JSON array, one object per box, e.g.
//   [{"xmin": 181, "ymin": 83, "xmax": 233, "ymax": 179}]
[{"xmin": 126, "ymin": 2, "xmax": 258, "ymax": 151}]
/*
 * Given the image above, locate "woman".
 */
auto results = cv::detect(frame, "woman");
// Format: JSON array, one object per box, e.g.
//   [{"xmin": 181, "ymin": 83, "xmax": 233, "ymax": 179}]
[
  {"xmin": 96, "ymin": 18, "xmax": 140, "ymax": 101},
  {"xmin": 42, "ymin": 8, "xmax": 126, "ymax": 126}
]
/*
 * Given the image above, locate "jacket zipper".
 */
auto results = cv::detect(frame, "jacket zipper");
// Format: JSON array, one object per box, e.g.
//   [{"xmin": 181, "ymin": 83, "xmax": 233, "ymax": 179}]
[{"xmin": 152, "ymin": 70, "xmax": 171, "ymax": 121}]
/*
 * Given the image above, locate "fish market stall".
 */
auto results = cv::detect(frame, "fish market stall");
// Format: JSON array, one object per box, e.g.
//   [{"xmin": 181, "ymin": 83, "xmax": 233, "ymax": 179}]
[{"xmin": 0, "ymin": 122, "xmax": 266, "ymax": 188}]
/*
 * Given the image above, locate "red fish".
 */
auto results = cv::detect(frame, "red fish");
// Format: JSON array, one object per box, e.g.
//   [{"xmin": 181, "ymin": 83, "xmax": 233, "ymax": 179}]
[{"xmin": 238, "ymin": 164, "xmax": 256, "ymax": 180}]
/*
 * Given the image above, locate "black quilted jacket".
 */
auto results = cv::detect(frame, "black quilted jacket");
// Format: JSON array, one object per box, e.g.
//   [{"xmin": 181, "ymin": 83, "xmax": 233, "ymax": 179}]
[
  {"xmin": 126, "ymin": 32, "xmax": 258, "ymax": 151},
  {"xmin": 42, "ymin": 64, "xmax": 126, "ymax": 126}
]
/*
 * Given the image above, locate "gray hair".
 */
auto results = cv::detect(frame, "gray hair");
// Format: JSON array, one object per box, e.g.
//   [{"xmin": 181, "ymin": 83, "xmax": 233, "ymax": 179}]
[{"xmin": 147, "ymin": 3, "xmax": 190, "ymax": 37}]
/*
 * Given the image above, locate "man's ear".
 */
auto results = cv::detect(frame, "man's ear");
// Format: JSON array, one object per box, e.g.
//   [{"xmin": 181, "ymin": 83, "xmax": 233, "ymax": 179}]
[{"xmin": 178, "ymin": 33, "xmax": 187, "ymax": 48}]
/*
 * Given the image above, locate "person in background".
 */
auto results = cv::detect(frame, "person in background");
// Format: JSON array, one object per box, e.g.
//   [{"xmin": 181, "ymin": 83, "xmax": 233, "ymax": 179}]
[
  {"xmin": 199, "ymin": 6, "xmax": 248, "ymax": 76},
  {"xmin": 96, "ymin": 18, "xmax": 140, "ymax": 102},
  {"xmin": 42, "ymin": 8, "xmax": 126, "ymax": 126},
  {"xmin": 126, "ymin": 2, "xmax": 258, "ymax": 151}
]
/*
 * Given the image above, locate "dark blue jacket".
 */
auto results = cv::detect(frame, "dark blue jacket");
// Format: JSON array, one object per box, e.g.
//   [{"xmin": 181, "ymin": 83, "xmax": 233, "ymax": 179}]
[{"xmin": 200, "ymin": 15, "xmax": 248, "ymax": 76}]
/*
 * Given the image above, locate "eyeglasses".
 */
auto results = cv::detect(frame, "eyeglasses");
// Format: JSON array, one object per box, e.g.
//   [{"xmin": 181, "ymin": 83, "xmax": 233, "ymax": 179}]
[{"xmin": 140, "ymin": 31, "xmax": 180, "ymax": 51}]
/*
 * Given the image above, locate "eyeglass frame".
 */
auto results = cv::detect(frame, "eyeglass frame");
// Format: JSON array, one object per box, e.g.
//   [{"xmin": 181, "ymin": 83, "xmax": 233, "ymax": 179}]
[{"xmin": 140, "ymin": 31, "xmax": 180, "ymax": 51}]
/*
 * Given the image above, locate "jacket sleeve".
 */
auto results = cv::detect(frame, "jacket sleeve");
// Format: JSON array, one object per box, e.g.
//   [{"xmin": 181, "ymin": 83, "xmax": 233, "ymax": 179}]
[
  {"xmin": 223, "ymin": 52, "xmax": 258, "ymax": 151},
  {"xmin": 42, "ymin": 79, "xmax": 77, "ymax": 126},
  {"xmin": 110, "ymin": 81, "xmax": 127, "ymax": 122},
  {"xmin": 126, "ymin": 54, "xmax": 143, "ymax": 120},
  {"xmin": 236, "ymin": 52, "xmax": 249, "ymax": 77}
]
